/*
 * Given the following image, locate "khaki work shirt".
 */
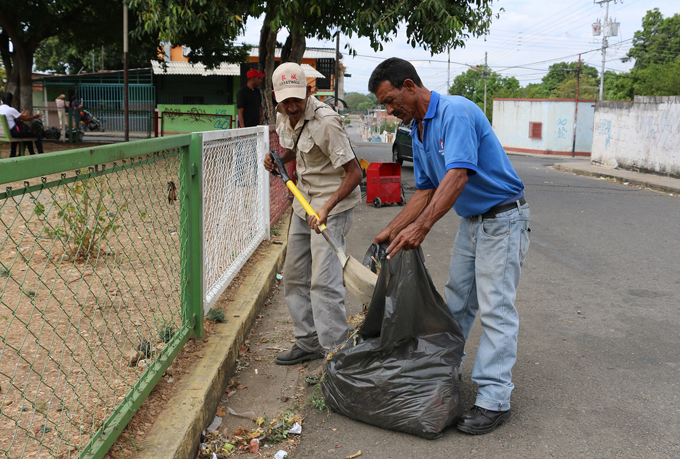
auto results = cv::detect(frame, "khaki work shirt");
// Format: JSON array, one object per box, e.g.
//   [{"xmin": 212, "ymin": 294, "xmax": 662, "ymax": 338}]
[{"xmin": 276, "ymin": 97, "xmax": 361, "ymax": 220}]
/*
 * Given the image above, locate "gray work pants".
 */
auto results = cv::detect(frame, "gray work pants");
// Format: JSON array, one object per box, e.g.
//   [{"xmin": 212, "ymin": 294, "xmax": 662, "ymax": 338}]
[{"xmin": 284, "ymin": 210, "xmax": 354, "ymax": 353}]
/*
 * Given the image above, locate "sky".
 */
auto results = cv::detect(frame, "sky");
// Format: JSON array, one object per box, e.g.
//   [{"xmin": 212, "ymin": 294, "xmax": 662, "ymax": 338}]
[{"xmin": 237, "ymin": 0, "xmax": 680, "ymax": 95}]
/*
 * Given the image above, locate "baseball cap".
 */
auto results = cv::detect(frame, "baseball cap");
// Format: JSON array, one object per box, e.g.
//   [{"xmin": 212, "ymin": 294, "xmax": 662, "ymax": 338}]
[
  {"xmin": 272, "ymin": 63, "xmax": 307, "ymax": 101},
  {"xmin": 246, "ymin": 68, "xmax": 265, "ymax": 79}
]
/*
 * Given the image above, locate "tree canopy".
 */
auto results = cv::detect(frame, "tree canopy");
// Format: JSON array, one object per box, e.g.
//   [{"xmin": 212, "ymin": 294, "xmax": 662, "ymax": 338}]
[
  {"xmin": 627, "ymin": 8, "xmax": 680, "ymax": 71},
  {"xmin": 449, "ymin": 67, "xmax": 519, "ymax": 120}
]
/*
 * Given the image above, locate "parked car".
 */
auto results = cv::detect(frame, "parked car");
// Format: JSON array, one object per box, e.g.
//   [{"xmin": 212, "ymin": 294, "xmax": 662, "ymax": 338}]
[
  {"xmin": 370, "ymin": 134, "xmax": 382, "ymax": 142},
  {"xmin": 392, "ymin": 120, "xmax": 413, "ymax": 164}
]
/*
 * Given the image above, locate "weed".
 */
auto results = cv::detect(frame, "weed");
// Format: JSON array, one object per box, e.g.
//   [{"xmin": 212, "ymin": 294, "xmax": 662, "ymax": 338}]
[
  {"xmin": 0, "ymin": 267, "xmax": 10, "ymax": 278},
  {"xmin": 205, "ymin": 308, "xmax": 226, "ymax": 323},
  {"xmin": 308, "ymin": 379, "xmax": 330, "ymax": 417},
  {"xmin": 35, "ymin": 401, "xmax": 47, "ymax": 414},
  {"xmin": 38, "ymin": 177, "xmax": 127, "ymax": 260},
  {"xmin": 26, "ymin": 290, "xmax": 37, "ymax": 299},
  {"xmin": 270, "ymin": 227, "xmax": 281, "ymax": 237},
  {"xmin": 235, "ymin": 359, "xmax": 247, "ymax": 372},
  {"xmin": 157, "ymin": 323, "xmax": 176, "ymax": 344}
]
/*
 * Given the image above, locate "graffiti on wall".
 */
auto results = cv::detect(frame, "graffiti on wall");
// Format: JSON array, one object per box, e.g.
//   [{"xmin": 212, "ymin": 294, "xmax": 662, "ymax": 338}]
[
  {"xmin": 597, "ymin": 119, "xmax": 613, "ymax": 149},
  {"xmin": 556, "ymin": 118, "xmax": 568, "ymax": 139}
]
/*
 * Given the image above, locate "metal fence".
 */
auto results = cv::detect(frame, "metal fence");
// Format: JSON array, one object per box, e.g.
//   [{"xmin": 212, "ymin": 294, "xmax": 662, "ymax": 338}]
[
  {"xmin": 0, "ymin": 126, "xmax": 290, "ymax": 457},
  {"xmin": 202, "ymin": 127, "xmax": 269, "ymax": 312},
  {"xmin": 160, "ymin": 111, "xmax": 234, "ymax": 136},
  {"xmin": 0, "ymin": 136, "xmax": 203, "ymax": 458},
  {"xmin": 33, "ymin": 107, "xmax": 153, "ymax": 140}
]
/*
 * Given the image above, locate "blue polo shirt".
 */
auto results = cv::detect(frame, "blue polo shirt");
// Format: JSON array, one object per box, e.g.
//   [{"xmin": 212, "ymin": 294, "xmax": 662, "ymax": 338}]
[{"xmin": 411, "ymin": 92, "xmax": 524, "ymax": 217}]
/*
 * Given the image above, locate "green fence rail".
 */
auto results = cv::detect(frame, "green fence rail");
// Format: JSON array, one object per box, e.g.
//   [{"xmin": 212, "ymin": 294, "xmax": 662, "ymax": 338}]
[{"xmin": 0, "ymin": 136, "xmax": 203, "ymax": 458}]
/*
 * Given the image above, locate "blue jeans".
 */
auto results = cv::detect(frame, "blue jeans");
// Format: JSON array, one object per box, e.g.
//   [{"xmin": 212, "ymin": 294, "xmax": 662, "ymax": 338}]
[{"xmin": 445, "ymin": 203, "xmax": 531, "ymax": 412}]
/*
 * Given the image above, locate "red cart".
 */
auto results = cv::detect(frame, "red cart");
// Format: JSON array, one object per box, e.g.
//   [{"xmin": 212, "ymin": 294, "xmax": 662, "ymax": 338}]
[{"xmin": 366, "ymin": 162, "xmax": 404, "ymax": 208}]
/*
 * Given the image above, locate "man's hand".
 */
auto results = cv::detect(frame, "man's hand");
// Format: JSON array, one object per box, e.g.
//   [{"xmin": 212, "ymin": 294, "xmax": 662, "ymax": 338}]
[
  {"xmin": 308, "ymin": 206, "xmax": 329, "ymax": 234},
  {"xmin": 263, "ymin": 152, "xmax": 274, "ymax": 172},
  {"xmin": 385, "ymin": 221, "xmax": 428, "ymax": 259},
  {"xmin": 373, "ymin": 227, "xmax": 395, "ymax": 245}
]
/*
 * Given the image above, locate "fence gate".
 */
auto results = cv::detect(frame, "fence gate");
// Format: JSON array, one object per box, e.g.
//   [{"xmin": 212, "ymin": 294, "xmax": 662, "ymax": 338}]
[{"xmin": 79, "ymin": 84, "xmax": 156, "ymax": 132}]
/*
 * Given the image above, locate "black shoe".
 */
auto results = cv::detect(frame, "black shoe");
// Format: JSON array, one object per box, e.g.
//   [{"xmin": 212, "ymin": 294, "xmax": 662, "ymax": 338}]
[
  {"xmin": 274, "ymin": 344, "xmax": 324, "ymax": 366},
  {"xmin": 456, "ymin": 406, "xmax": 511, "ymax": 435}
]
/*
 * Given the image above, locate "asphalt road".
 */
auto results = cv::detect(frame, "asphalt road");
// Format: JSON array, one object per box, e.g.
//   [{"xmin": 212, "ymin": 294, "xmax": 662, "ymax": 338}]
[{"xmin": 291, "ymin": 125, "xmax": 680, "ymax": 458}]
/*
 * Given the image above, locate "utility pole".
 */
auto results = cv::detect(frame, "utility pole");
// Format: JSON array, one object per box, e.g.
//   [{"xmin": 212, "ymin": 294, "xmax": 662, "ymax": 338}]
[
  {"xmin": 123, "ymin": 3, "xmax": 129, "ymax": 141},
  {"xmin": 334, "ymin": 31, "xmax": 340, "ymax": 113},
  {"xmin": 571, "ymin": 54, "xmax": 581, "ymax": 157},
  {"xmin": 594, "ymin": 0, "xmax": 622, "ymax": 100},
  {"xmin": 483, "ymin": 51, "xmax": 488, "ymax": 115},
  {"xmin": 447, "ymin": 47, "xmax": 451, "ymax": 93}
]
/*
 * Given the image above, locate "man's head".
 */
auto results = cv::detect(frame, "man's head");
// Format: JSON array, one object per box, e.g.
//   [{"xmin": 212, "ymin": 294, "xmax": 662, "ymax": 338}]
[
  {"xmin": 2, "ymin": 92, "xmax": 13, "ymax": 106},
  {"xmin": 368, "ymin": 58, "xmax": 424, "ymax": 124},
  {"xmin": 246, "ymin": 68, "xmax": 265, "ymax": 88},
  {"xmin": 272, "ymin": 63, "xmax": 310, "ymax": 126}
]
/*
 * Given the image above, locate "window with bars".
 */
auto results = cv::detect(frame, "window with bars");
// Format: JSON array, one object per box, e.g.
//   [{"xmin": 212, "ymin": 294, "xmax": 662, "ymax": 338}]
[
  {"xmin": 315, "ymin": 58, "xmax": 334, "ymax": 90},
  {"xmin": 529, "ymin": 122, "xmax": 542, "ymax": 139}
]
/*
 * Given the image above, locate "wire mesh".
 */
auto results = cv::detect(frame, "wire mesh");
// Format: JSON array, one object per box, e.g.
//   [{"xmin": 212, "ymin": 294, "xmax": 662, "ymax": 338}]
[
  {"xmin": 0, "ymin": 150, "xmax": 186, "ymax": 458},
  {"xmin": 161, "ymin": 111, "xmax": 234, "ymax": 136},
  {"xmin": 201, "ymin": 128, "xmax": 269, "ymax": 311}
]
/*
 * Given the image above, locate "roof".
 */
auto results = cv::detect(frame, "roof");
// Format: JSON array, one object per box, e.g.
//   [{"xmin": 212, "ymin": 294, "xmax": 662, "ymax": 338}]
[
  {"xmin": 249, "ymin": 47, "xmax": 336, "ymax": 60},
  {"xmin": 151, "ymin": 61, "xmax": 324, "ymax": 78}
]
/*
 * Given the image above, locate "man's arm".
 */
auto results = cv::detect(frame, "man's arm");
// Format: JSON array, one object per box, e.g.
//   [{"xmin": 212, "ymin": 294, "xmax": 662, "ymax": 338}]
[
  {"xmin": 385, "ymin": 167, "xmax": 468, "ymax": 259},
  {"xmin": 259, "ymin": 105, "xmax": 264, "ymax": 124},
  {"xmin": 307, "ymin": 158, "xmax": 362, "ymax": 233},
  {"xmin": 373, "ymin": 187, "xmax": 435, "ymax": 244},
  {"xmin": 264, "ymin": 147, "xmax": 296, "ymax": 172},
  {"xmin": 237, "ymin": 107, "xmax": 245, "ymax": 128},
  {"xmin": 17, "ymin": 110, "xmax": 41, "ymax": 122}
]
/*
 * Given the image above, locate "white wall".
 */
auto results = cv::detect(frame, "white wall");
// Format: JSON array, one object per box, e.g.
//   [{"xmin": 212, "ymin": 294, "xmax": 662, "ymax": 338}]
[
  {"xmin": 493, "ymin": 99, "xmax": 595, "ymax": 156},
  {"xmin": 591, "ymin": 96, "xmax": 680, "ymax": 177}
]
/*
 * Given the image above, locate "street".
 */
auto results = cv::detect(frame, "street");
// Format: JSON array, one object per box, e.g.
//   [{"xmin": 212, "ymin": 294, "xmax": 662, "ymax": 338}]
[{"xmin": 287, "ymin": 125, "xmax": 680, "ymax": 457}]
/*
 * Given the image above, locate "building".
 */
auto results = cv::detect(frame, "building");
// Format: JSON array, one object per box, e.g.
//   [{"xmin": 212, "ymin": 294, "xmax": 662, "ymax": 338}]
[{"xmin": 492, "ymin": 98, "xmax": 596, "ymax": 156}]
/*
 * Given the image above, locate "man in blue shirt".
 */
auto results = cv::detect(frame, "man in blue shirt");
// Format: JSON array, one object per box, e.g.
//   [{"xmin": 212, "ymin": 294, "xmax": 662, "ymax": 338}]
[{"xmin": 368, "ymin": 58, "xmax": 531, "ymax": 435}]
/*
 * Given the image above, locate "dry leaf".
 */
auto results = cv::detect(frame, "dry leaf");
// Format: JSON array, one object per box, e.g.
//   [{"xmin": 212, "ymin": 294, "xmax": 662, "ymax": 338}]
[
  {"xmin": 346, "ymin": 451, "xmax": 362, "ymax": 459},
  {"xmin": 216, "ymin": 407, "xmax": 226, "ymax": 417}
]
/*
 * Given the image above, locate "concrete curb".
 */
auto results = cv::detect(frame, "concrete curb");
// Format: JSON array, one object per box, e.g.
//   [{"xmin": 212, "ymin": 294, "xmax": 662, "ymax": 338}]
[
  {"xmin": 137, "ymin": 213, "xmax": 290, "ymax": 459},
  {"xmin": 553, "ymin": 161, "xmax": 680, "ymax": 195}
]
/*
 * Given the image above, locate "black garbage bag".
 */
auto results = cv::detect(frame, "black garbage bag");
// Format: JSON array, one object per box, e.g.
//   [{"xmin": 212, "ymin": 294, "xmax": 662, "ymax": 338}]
[
  {"xmin": 322, "ymin": 247, "xmax": 465, "ymax": 439},
  {"xmin": 361, "ymin": 243, "xmax": 388, "ymax": 273}
]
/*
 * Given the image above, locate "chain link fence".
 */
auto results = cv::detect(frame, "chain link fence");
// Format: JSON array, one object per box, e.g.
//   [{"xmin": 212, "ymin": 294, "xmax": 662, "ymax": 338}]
[
  {"xmin": 160, "ymin": 111, "xmax": 234, "ymax": 137},
  {"xmin": 0, "ymin": 136, "xmax": 203, "ymax": 458},
  {"xmin": 202, "ymin": 127, "xmax": 269, "ymax": 312},
  {"xmin": 0, "ymin": 126, "xmax": 290, "ymax": 458}
]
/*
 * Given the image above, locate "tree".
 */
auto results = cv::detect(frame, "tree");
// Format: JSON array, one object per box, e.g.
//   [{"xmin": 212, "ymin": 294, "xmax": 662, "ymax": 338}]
[
  {"xmin": 552, "ymin": 73, "xmax": 598, "ymax": 100},
  {"xmin": 603, "ymin": 71, "xmax": 634, "ymax": 101},
  {"xmin": 627, "ymin": 9, "xmax": 680, "ymax": 71},
  {"xmin": 344, "ymin": 92, "xmax": 374, "ymax": 113},
  {"xmin": 0, "ymin": 1, "xmax": 162, "ymax": 111},
  {"xmin": 449, "ymin": 68, "xmax": 519, "ymax": 120},
  {"xmin": 541, "ymin": 61, "xmax": 599, "ymax": 96},
  {"xmin": 131, "ymin": 0, "xmax": 497, "ymax": 122},
  {"xmin": 35, "ymin": 37, "xmax": 158, "ymax": 75},
  {"xmin": 634, "ymin": 56, "xmax": 680, "ymax": 96}
]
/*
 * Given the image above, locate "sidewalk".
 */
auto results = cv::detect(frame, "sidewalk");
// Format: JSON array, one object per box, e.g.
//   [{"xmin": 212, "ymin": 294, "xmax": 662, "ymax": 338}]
[
  {"xmin": 553, "ymin": 160, "xmax": 680, "ymax": 195},
  {"xmin": 137, "ymin": 157, "xmax": 680, "ymax": 458}
]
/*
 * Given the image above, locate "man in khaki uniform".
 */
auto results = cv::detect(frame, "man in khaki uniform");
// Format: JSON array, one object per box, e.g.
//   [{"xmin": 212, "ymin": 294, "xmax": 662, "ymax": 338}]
[{"xmin": 264, "ymin": 63, "xmax": 362, "ymax": 365}]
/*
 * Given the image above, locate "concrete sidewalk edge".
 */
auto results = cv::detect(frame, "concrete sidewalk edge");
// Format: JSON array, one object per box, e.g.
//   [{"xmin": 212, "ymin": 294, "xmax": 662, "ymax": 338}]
[
  {"xmin": 553, "ymin": 161, "xmax": 680, "ymax": 195},
  {"xmin": 137, "ymin": 213, "xmax": 290, "ymax": 459}
]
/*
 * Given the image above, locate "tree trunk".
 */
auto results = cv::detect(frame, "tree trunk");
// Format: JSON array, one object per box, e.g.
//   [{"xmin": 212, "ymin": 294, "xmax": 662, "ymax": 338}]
[
  {"xmin": 281, "ymin": 31, "xmax": 306, "ymax": 64},
  {"xmin": 259, "ymin": 13, "xmax": 279, "ymax": 125}
]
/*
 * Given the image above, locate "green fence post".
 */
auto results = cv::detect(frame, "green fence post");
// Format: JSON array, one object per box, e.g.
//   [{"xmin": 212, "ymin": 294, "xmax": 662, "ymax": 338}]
[{"xmin": 180, "ymin": 133, "xmax": 204, "ymax": 339}]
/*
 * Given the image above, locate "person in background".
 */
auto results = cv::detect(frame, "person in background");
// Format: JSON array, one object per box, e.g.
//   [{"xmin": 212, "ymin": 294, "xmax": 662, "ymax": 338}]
[
  {"xmin": 237, "ymin": 68, "xmax": 265, "ymax": 128},
  {"xmin": 368, "ymin": 57, "xmax": 531, "ymax": 435},
  {"xmin": 0, "ymin": 92, "xmax": 44, "ymax": 157},
  {"xmin": 70, "ymin": 94, "xmax": 83, "ymax": 128},
  {"xmin": 55, "ymin": 94, "xmax": 67, "ymax": 132},
  {"xmin": 263, "ymin": 63, "xmax": 362, "ymax": 365}
]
